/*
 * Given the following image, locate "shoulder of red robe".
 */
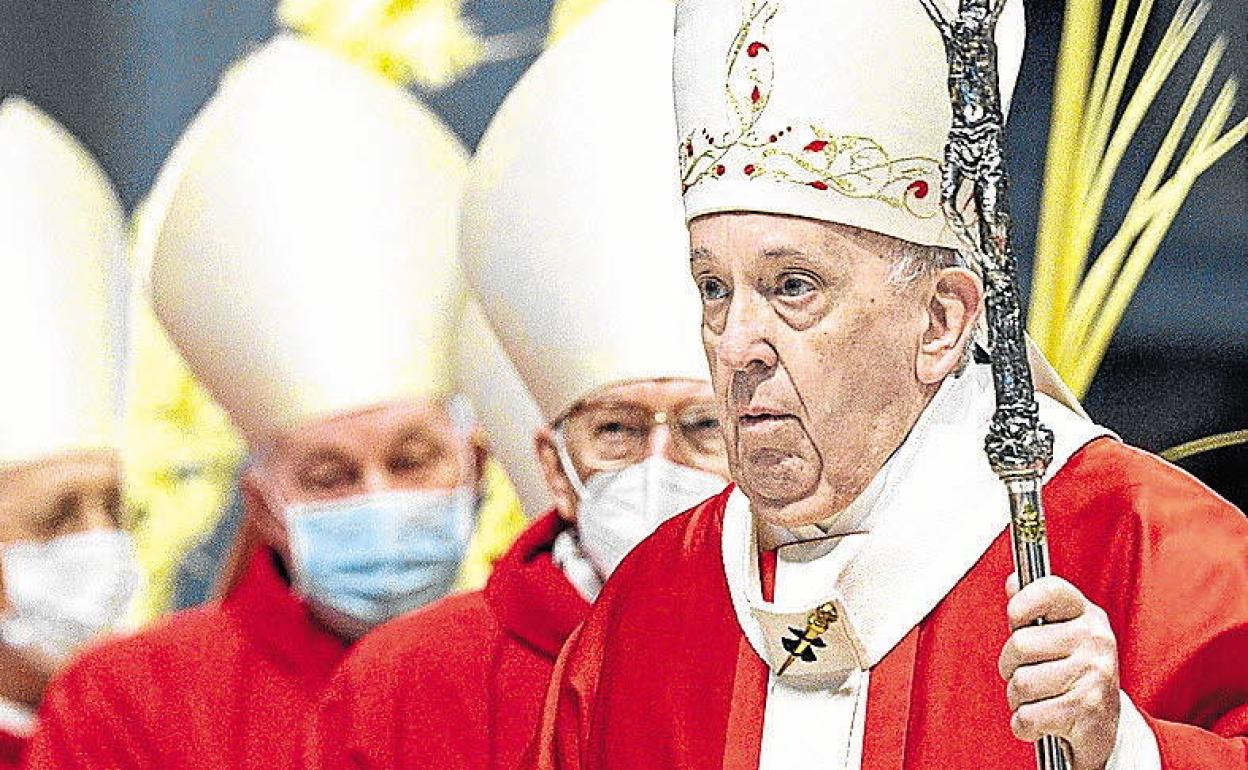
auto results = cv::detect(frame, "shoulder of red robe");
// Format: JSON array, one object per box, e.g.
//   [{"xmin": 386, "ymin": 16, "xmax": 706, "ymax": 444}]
[
  {"xmin": 308, "ymin": 590, "xmax": 511, "ymax": 770},
  {"xmin": 327, "ymin": 590, "xmax": 497, "ymax": 693},
  {"xmin": 55, "ymin": 605, "xmax": 231, "ymax": 686},
  {"xmin": 29, "ymin": 602, "xmax": 233, "ymax": 754},
  {"xmin": 1046, "ymin": 438, "xmax": 1248, "ymax": 540},
  {"xmin": 1055, "ymin": 440, "xmax": 1248, "ymax": 767},
  {"xmin": 563, "ymin": 483, "xmax": 736, "ymax": 661}
]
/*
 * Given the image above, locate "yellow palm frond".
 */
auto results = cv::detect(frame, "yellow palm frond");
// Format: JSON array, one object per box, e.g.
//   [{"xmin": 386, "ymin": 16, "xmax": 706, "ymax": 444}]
[
  {"xmin": 1161, "ymin": 429, "xmax": 1248, "ymax": 462},
  {"xmin": 277, "ymin": 0, "xmax": 486, "ymax": 89},
  {"xmin": 1029, "ymin": 0, "xmax": 1103, "ymax": 347},
  {"xmin": 1028, "ymin": 0, "xmax": 1245, "ymax": 397},
  {"xmin": 455, "ymin": 458, "xmax": 530, "ymax": 591},
  {"xmin": 547, "ymin": 0, "xmax": 608, "ymax": 45}
]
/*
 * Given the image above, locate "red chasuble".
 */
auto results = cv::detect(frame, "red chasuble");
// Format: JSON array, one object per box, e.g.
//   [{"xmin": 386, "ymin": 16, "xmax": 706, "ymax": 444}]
[
  {"xmin": 0, "ymin": 729, "xmax": 23, "ymax": 769},
  {"xmin": 525, "ymin": 438, "xmax": 1248, "ymax": 769},
  {"xmin": 308, "ymin": 510, "xmax": 589, "ymax": 770},
  {"xmin": 24, "ymin": 546, "xmax": 350, "ymax": 770}
]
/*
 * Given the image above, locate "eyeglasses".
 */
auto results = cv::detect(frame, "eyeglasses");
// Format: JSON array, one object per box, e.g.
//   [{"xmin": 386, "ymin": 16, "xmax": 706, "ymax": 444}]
[{"xmin": 558, "ymin": 400, "xmax": 728, "ymax": 474}]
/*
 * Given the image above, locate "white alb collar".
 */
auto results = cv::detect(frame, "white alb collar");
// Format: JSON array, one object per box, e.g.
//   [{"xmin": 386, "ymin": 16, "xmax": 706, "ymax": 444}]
[
  {"xmin": 723, "ymin": 364, "xmax": 1113, "ymax": 680},
  {"xmin": 0, "ymin": 695, "xmax": 33, "ymax": 736},
  {"xmin": 551, "ymin": 528, "xmax": 604, "ymax": 602}
]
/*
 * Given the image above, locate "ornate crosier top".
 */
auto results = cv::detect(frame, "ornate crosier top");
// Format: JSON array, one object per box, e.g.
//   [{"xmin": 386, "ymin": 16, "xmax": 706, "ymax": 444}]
[
  {"xmin": 677, "ymin": 0, "xmax": 942, "ymax": 219},
  {"xmin": 921, "ymin": 0, "xmax": 1053, "ymax": 475}
]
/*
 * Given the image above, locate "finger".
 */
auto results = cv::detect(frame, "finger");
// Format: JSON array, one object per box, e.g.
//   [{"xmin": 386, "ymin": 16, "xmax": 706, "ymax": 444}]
[
  {"xmin": 1007, "ymin": 576, "xmax": 1086, "ymax": 631},
  {"xmin": 998, "ymin": 622, "xmax": 1083, "ymax": 681},
  {"xmin": 1011, "ymin": 681, "xmax": 1117, "ymax": 746},
  {"xmin": 1005, "ymin": 572, "xmax": 1020, "ymax": 598},
  {"xmin": 1010, "ymin": 691, "xmax": 1079, "ymax": 743},
  {"xmin": 1005, "ymin": 656, "xmax": 1083, "ymax": 710}
]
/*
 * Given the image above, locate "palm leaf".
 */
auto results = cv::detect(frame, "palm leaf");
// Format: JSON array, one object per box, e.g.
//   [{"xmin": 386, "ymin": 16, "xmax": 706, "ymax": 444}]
[
  {"xmin": 1027, "ymin": 0, "xmax": 1245, "ymax": 397},
  {"xmin": 1161, "ymin": 429, "xmax": 1248, "ymax": 462}
]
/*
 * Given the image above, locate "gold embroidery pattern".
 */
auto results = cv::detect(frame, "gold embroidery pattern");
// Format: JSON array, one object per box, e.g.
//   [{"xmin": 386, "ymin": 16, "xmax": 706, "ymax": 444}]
[
  {"xmin": 1014, "ymin": 500, "xmax": 1046, "ymax": 544},
  {"xmin": 679, "ymin": 0, "xmax": 942, "ymax": 219}
]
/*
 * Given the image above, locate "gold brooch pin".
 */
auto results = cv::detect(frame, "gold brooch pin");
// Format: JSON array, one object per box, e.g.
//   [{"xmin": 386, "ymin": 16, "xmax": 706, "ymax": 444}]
[{"xmin": 778, "ymin": 602, "xmax": 838, "ymax": 675}]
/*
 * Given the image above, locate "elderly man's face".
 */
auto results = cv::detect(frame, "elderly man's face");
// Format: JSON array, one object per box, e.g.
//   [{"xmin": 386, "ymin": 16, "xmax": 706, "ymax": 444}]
[
  {"xmin": 0, "ymin": 450, "xmax": 125, "ymax": 703},
  {"xmin": 238, "ymin": 399, "xmax": 487, "ymax": 639},
  {"xmin": 689, "ymin": 212, "xmax": 980, "ymax": 528},
  {"xmin": 534, "ymin": 378, "xmax": 730, "ymax": 523},
  {"xmin": 246, "ymin": 398, "xmax": 486, "ymax": 555},
  {"xmin": 0, "ymin": 451, "xmax": 123, "ymax": 546},
  {"xmin": 260, "ymin": 400, "xmax": 480, "ymax": 503},
  {"xmin": 0, "ymin": 450, "xmax": 124, "ymax": 609}
]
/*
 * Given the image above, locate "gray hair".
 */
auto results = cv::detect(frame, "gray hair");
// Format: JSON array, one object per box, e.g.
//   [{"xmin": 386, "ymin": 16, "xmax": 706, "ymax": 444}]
[
  {"xmin": 887, "ymin": 240, "xmax": 968, "ymax": 285},
  {"xmin": 886, "ymin": 240, "xmax": 980, "ymax": 375}
]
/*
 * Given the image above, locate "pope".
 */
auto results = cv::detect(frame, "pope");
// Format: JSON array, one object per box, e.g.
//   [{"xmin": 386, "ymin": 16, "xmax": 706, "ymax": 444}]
[{"xmin": 523, "ymin": 1, "xmax": 1248, "ymax": 769}]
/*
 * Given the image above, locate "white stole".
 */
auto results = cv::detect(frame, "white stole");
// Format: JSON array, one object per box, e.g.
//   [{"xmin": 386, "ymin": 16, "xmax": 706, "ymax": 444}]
[{"xmin": 722, "ymin": 363, "xmax": 1113, "ymax": 768}]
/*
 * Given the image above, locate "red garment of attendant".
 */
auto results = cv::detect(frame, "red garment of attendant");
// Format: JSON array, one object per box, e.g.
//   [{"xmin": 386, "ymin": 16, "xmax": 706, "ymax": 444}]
[
  {"xmin": 0, "ymin": 728, "xmax": 24, "ymax": 769},
  {"xmin": 25, "ymin": 546, "xmax": 350, "ymax": 770},
  {"xmin": 308, "ymin": 511, "xmax": 589, "ymax": 770},
  {"xmin": 525, "ymin": 439, "xmax": 1248, "ymax": 770}
]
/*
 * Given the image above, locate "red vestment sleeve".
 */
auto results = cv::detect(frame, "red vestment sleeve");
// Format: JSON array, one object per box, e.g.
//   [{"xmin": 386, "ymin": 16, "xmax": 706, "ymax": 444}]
[
  {"xmin": 1127, "ymin": 479, "xmax": 1248, "ymax": 768},
  {"xmin": 1068, "ymin": 445, "xmax": 1248, "ymax": 769},
  {"xmin": 522, "ymin": 624, "xmax": 590, "ymax": 770},
  {"xmin": 25, "ymin": 651, "xmax": 155, "ymax": 770}
]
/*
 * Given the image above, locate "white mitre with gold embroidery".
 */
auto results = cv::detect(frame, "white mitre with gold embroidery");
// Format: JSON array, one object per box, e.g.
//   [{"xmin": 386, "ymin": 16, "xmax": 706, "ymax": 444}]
[
  {"xmin": 142, "ymin": 35, "xmax": 468, "ymax": 444},
  {"xmin": 674, "ymin": 0, "xmax": 1082, "ymax": 414},
  {"xmin": 0, "ymin": 99, "xmax": 126, "ymax": 466},
  {"xmin": 461, "ymin": 0, "xmax": 707, "ymax": 421},
  {"xmin": 456, "ymin": 299, "xmax": 547, "ymax": 516},
  {"xmin": 674, "ymin": 0, "xmax": 1023, "ymax": 250}
]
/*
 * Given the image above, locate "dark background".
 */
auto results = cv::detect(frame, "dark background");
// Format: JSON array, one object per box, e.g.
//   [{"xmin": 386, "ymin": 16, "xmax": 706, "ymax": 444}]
[{"xmin": 1, "ymin": 0, "xmax": 1244, "ymax": 509}]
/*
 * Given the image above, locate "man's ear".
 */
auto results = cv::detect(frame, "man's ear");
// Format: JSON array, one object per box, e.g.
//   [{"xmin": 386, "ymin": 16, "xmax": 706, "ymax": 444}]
[
  {"xmin": 239, "ymin": 467, "xmax": 287, "ymax": 554},
  {"xmin": 534, "ymin": 427, "xmax": 578, "ymax": 523},
  {"xmin": 469, "ymin": 426, "xmax": 490, "ymax": 490},
  {"xmin": 917, "ymin": 266, "xmax": 983, "ymax": 384},
  {"xmin": 213, "ymin": 467, "xmax": 290, "ymax": 599}
]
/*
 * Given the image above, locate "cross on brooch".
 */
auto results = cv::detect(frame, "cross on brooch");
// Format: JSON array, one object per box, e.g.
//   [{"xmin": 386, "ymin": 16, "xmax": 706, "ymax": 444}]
[{"xmin": 778, "ymin": 602, "xmax": 839, "ymax": 675}]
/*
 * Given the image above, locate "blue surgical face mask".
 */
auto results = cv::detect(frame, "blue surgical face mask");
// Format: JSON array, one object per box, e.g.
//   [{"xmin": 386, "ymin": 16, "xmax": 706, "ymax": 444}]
[{"xmin": 282, "ymin": 487, "xmax": 475, "ymax": 628}]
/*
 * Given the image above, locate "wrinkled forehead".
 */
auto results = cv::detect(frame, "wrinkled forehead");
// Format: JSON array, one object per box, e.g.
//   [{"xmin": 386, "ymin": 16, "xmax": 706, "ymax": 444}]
[
  {"xmin": 688, "ymin": 211, "xmax": 903, "ymax": 271},
  {"xmin": 0, "ymin": 448, "xmax": 121, "ymax": 503},
  {"xmin": 561, "ymin": 378, "xmax": 715, "ymax": 422},
  {"xmin": 260, "ymin": 397, "xmax": 470, "ymax": 466}
]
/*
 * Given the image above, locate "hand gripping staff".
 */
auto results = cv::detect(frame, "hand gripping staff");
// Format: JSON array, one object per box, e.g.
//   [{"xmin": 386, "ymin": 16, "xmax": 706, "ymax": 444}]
[{"xmin": 918, "ymin": 2, "xmax": 1068, "ymax": 768}]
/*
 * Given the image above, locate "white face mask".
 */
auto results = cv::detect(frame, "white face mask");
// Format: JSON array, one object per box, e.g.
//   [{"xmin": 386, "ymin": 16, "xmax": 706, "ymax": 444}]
[
  {"xmin": 1, "ymin": 530, "xmax": 140, "ymax": 662},
  {"xmin": 556, "ymin": 438, "xmax": 726, "ymax": 577}
]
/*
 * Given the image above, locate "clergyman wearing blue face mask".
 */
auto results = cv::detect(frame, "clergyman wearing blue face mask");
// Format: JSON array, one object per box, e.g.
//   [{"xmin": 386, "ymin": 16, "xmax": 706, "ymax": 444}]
[
  {"xmin": 302, "ymin": 4, "xmax": 735, "ymax": 763},
  {"xmin": 247, "ymin": 397, "xmax": 484, "ymax": 640},
  {"xmin": 23, "ymin": 35, "xmax": 486, "ymax": 770}
]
